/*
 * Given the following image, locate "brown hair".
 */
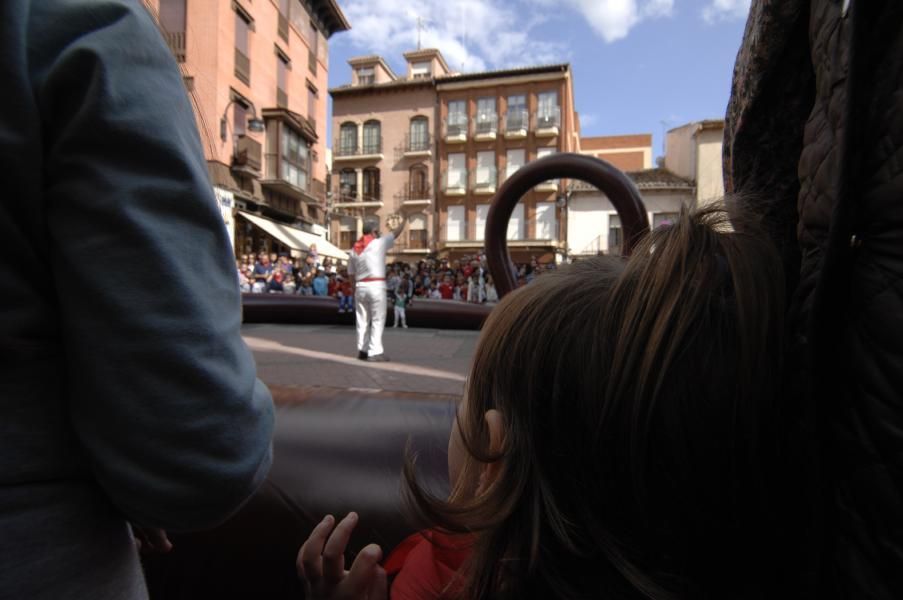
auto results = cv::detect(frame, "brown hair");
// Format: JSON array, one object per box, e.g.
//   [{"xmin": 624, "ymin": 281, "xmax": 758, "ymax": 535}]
[{"xmin": 404, "ymin": 205, "xmax": 785, "ymax": 599}]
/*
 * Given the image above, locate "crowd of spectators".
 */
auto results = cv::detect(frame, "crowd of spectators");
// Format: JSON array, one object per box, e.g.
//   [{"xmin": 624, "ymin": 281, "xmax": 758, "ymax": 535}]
[{"xmin": 238, "ymin": 247, "xmax": 555, "ymax": 312}]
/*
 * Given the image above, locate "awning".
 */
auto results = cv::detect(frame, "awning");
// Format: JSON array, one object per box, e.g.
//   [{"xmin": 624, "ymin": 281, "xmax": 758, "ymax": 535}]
[{"xmin": 237, "ymin": 211, "xmax": 349, "ymax": 262}]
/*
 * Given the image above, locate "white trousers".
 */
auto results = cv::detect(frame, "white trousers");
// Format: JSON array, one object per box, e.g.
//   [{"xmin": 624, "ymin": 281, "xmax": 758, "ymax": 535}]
[
  {"xmin": 355, "ymin": 283, "xmax": 387, "ymax": 356},
  {"xmin": 393, "ymin": 306, "xmax": 406, "ymax": 326}
]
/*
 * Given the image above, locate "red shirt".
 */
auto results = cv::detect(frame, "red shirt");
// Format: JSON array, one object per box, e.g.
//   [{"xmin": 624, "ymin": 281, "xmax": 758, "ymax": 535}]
[
  {"xmin": 327, "ymin": 280, "xmax": 337, "ymax": 296},
  {"xmin": 384, "ymin": 530, "xmax": 472, "ymax": 600},
  {"xmin": 438, "ymin": 283, "xmax": 454, "ymax": 299}
]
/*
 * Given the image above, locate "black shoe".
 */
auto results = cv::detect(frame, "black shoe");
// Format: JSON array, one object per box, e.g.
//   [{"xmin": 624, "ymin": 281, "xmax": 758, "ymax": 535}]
[
  {"xmin": 366, "ymin": 354, "xmax": 390, "ymax": 362},
  {"xmin": 357, "ymin": 351, "xmax": 368, "ymax": 360}
]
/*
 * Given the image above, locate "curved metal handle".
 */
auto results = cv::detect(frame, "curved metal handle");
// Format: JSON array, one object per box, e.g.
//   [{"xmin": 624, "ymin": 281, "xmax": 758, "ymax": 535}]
[{"xmin": 485, "ymin": 153, "xmax": 649, "ymax": 298}]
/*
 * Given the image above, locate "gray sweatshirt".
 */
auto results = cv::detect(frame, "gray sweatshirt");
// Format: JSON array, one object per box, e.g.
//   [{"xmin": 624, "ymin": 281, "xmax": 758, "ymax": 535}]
[{"xmin": 0, "ymin": 1, "xmax": 274, "ymax": 597}]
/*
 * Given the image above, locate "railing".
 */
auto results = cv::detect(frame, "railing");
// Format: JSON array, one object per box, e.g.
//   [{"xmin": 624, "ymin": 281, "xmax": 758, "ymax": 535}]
[
  {"xmin": 444, "ymin": 115, "xmax": 468, "ymax": 139},
  {"xmin": 473, "ymin": 113, "xmax": 498, "ymax": 136},
  {"xmin": 394, "ymin": 183, "xmax": 432, "ymax": 202},
  {"xmin": 404, "ymin": 133, "xmax": 432, "ymax": 153},
  {"xmin": 504, "ymin": 110, "xmax": 529, "ymax": 133},
  {"xmin": 277, "ymin": 88, "xmax": 288, "ymax": 109},
  {"xmin": 472, "ymin": 166, "xmax": 498, "ymax": 190},
  {"xmin": 232, "ymin": 136, "xmax": 262, "ymax": 171},
  {"xmin": 534, "ymin": 106, "xmax": 561, "ymax": 131},
  {"xmin": 334, "ymin": 137, "xmax": 382, "ymax": 157},
  {"xmin": 406, "ymin": 232, "xmax": 429, "ymax": 249},
  {"xmin": 235, "ymin": 48, "xmax": 251, "ymax": 84},
  {"xmin": 278, "ymin": 13, "xmax": 289, "ymax": 41},
  {"xmin": 164, "ymin": 31, "xmax": 186, "ymax": 63},
  {"xmin": 442, "ymin": 169, "xmax": 468, "ymax": 192},
  {"xmin": 332, "ymin": 184, "xmax": 381, "ymax": 203}
]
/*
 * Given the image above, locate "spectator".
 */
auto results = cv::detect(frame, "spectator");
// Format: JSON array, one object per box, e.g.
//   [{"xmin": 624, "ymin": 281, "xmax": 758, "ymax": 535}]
[
  {"xmin": 267, "ymin": 271, "xmax": 285, "ymax": 293},
  {"xmin": 438, "ymin": 276, "xmax": 454, "ymax": 300},
  {"xmin": 392, "ymin": 288, "xmax": 409, "ymax": 328},
  {"xmin": 428, "ymin": 282, "xmax": 441, "ymax": 299},
  {"xmin": 485, "ymin": 275, "xmax": 499, "ymax": 303},
  {"xmin": 327, "ymin": 273, "xmax": 338, "ymax": 297},
  {"xmin": 308, "ymin": 243, "xmax": 319, "ymax": 267},
  {"xmin": 337, "ymin": 275, "xmax": 353, "ymax": 313},
  {"xmin": 298, "ymin": 272, "xmax": 314, "ymax": 296},
  {"xmin": 312, "ymin": 268, "xmax": 328, "ymax": 296}
]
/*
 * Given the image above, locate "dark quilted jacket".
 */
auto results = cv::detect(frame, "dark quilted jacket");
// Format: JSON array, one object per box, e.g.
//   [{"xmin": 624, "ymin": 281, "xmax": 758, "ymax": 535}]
[{"xmin": 724, "ymin": 1, "xmax": 903, "ymax": 597}]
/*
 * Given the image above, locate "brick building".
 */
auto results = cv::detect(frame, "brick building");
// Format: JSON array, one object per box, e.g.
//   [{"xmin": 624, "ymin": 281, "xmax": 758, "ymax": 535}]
[{"xmin": 146, "ymin": 0, "xmax": 350, "ymax": 261}]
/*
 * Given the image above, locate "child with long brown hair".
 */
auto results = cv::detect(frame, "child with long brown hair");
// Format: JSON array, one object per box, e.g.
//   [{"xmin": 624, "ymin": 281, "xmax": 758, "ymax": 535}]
[{"xmin": 298, "ymin": 206, "xmax": 785, "ymax": 600}]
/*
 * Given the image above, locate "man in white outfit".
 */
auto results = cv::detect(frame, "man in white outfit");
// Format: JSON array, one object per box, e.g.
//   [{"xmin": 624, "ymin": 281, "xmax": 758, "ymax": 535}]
[{"xmin": 348, "ymin": 216, "xmax": 407, "ymax": 361}]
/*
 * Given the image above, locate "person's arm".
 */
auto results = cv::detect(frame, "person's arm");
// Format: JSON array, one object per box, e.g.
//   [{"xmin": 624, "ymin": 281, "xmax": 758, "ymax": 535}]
[{"xmin": 31, "ymin": 0, "xmax": 273, "ymax": 531}]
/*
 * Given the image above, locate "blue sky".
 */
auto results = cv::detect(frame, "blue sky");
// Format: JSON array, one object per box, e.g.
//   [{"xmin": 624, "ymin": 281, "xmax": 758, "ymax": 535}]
[{"xmin": 326, "ymin": 0, "xmax": 751, "ymax": 158}]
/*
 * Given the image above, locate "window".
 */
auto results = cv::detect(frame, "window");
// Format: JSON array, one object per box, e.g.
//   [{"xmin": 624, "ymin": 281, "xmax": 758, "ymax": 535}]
[
  {"xmin": 234, "ymin": 10, "xmax": 251, "ymax": 84},
  {"xmin": 411, "ymin": 61, "xmax": 430, "ymax": 78},
  {"xmin": 475, "ymin": 204, "xmax": 490, "ymax": 241},
  {"xmin": 276, "ymin": 53, "xmax": 289, "ymax": 107},
  {"xmin": 476, "ymin": 151, "xmax": 496, "ymax": 187},
  {"xmin": 653, "ymin": 212, "xmax": 679, "ymax": 229},
  {"xmin": 536, "ymin": 202, "xmax": 557, "ymax": 240},
  {"xmin": 537, "ymin": 91, "xmax": 560, "ymax": 127},
  {"xmin": 408, "ymin": 214, "xmax": 427, "ymax": 248},
  {"xmin": 357, "ymin": 66, "xmax": 374, "ymax": 85},
  {"xmin": 409, "ymin": 117, "xmax": 429, "ymax": 152},
  {"xmin": 339, "ymin": 122, "xmax": 357, "ymax": 155},
  {"xmin": 447, "ymin": 205, "xmax": 465, "ymax": 241},
  {"xmin": 508, "ymin": 203, "xmax": 524, "ymax": 240},
  {"xmin": 338, "ymin": 216, "xmax": 356, "ymax": 249},
  {"xmin": 506, "ymin": 149, "xmax": 525, "ymax": 180},
  {"xmin": 280, "ymin": 125, "xmax": 309, "ymax": 190},
  {"xmin": 233, "ymin": 98, "xmax": 248, "ymax": 137},
  {"xmin": 308, "ymin": 21, "xmax": 319, "ymax": 72},
  {"xmin": 363, "ymin": 167, "xmax": 380, "ymax": 200},
  {"xmin": 536, "ymin": 148, "xmax": 557, "ymax": 186},
  {"xmin": 409, "ymin": 165, "xmax": 429, "ymax": 197},
  {"xmin": 362, "ymin": 120, "xmax": 381, "ymax": 154},
  {"xmin": 608, "ymin": 214, "xmax": 622, "ymax": 255},
  {"xmin": 277, "ymin": 0, "xmax": 289, "ymax": 40},
  {"xmin": 160, "ymin": 0, "xmax": 186, "ymax": 62},
  {"xmin": 447, "ymin": 153, "xmax": 466, "ymax": 189},
  {"xmin": 339, "ymin": 169, "xmax": 357, "ymax": 200},
  {"xmin": 447, "ymin": 100, "xmax": 467, "ymax": 135},
  {"xmin": 476, "ymin": 97, "xmax": 497, "ymax": 134},
  {"xmin": 307, "ymin": 83, "xmax": 317, "ymax": 128},
  {"xmin": 506, "ymin": 95, "xmax": 527, "ymax": 130}
]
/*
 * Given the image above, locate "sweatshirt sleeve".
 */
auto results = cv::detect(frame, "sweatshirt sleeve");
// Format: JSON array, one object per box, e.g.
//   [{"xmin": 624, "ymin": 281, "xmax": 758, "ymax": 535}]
[{"xmin": 28, "ymin": 0, "xmax": 274, "ymax": 530}]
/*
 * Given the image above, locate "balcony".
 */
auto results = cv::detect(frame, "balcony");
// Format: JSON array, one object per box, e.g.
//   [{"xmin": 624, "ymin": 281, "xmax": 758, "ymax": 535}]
[
  {"xmin": 444, "ymin": 116, "xmax": 468, "ymax": 143},
  {"xmin": 534, "ymin": 107, "xmax": 561, "ymax": 137},
  {"xmin": 333, "ymin": 137, "xmax": 384, "ymax": 162},
  {"xmin": 442, "ymin": 169, "xmax": 468, "ymax": 196},
  {"xmin": 235, "ymin": 48, "xmax": 250, "ymax": 85},
  {"xmin": 534, "ymin": 178, "xmax": 560, "ymax": 192},
  {"xmin": 472, "ymin": 167, "xmax": 497, "ymax": 195},
  {"xmin": 395, "ymin": 183, "xmax": 432, "ymax": 207},
  {"xmin": 331, "ymin": 184, "xmax": 383, "ymax": 208},
  {"xmin": 231, "ymin": 135, "xmax": 261, "ymax": 174},
  {"xmin": 401, "ymin": 133, "xmax": 432, "ymax": 158},
  {"xmin": 164, "ymin": 30, "xmax": 186, "ymax": 63},
  {"xmin": 504, "ymin": 110, "xmax": 529, "ymax": 139},
  {"xmin": 473, "ymin": 113, "xmax": 498, "ymax": 141},
  {"xmin": 393, "ymin": 233, "xmax": 430, "ymax": 253}
]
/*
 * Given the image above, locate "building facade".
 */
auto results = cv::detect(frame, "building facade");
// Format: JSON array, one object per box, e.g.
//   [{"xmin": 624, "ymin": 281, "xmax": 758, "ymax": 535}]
[
  {"xmin": 664, "ymin": 119, "xmax": 725, "ymax": 207},
  {"xmin": 146, "ymin": 0, "xmax": 349, "ymax": 260},
  {"xmin": 329, "ymin": 49, "xmax": 449, "ymax": 259},
  {"xmin": 436, "ymin": 64, "xmax": 579, "ymax": 264},
  {"xmin": 579, "ymin": 134, "xmax": 653, "ymax": 171}
]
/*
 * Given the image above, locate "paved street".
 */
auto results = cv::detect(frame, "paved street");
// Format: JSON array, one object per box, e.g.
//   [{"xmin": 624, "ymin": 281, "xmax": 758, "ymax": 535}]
[{"xmin": 242, "ymin": 323, "xmax": 478, "ymax": 399}]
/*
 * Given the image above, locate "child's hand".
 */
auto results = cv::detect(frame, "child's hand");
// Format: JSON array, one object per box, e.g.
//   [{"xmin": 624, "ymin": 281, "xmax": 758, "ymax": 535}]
[{"xmin": 297, "ymin": 513, "xmax": 387, "ymax": 600}]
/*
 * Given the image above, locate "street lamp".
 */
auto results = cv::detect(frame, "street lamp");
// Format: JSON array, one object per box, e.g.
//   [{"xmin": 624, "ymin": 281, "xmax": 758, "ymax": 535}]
[{"xmin": 220, "ymin": 99, "xmax": 265, "ymax": 142}]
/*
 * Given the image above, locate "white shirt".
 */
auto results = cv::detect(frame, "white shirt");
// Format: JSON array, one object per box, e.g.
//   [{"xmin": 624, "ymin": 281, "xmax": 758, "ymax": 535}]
[{"xmin": 348, "ymin": 233, "xmax": 394, "ymax": 282}]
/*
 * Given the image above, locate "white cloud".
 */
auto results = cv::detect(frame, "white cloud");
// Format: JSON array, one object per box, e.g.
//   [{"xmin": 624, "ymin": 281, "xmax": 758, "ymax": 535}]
[
  {"xmin": 569, "ymin": 0, "xmax": 674, "ymax": 43},
  {"xmin": 579, "ymin": 113, "xmax": 599, "ymax": 127},
  {"xmin": 338, "ymin": 0, "xmax": 566, "ymax": 72},
  {"xmin": 701, "ymin": 0, "xmax": 751, "ymax": 23}
]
